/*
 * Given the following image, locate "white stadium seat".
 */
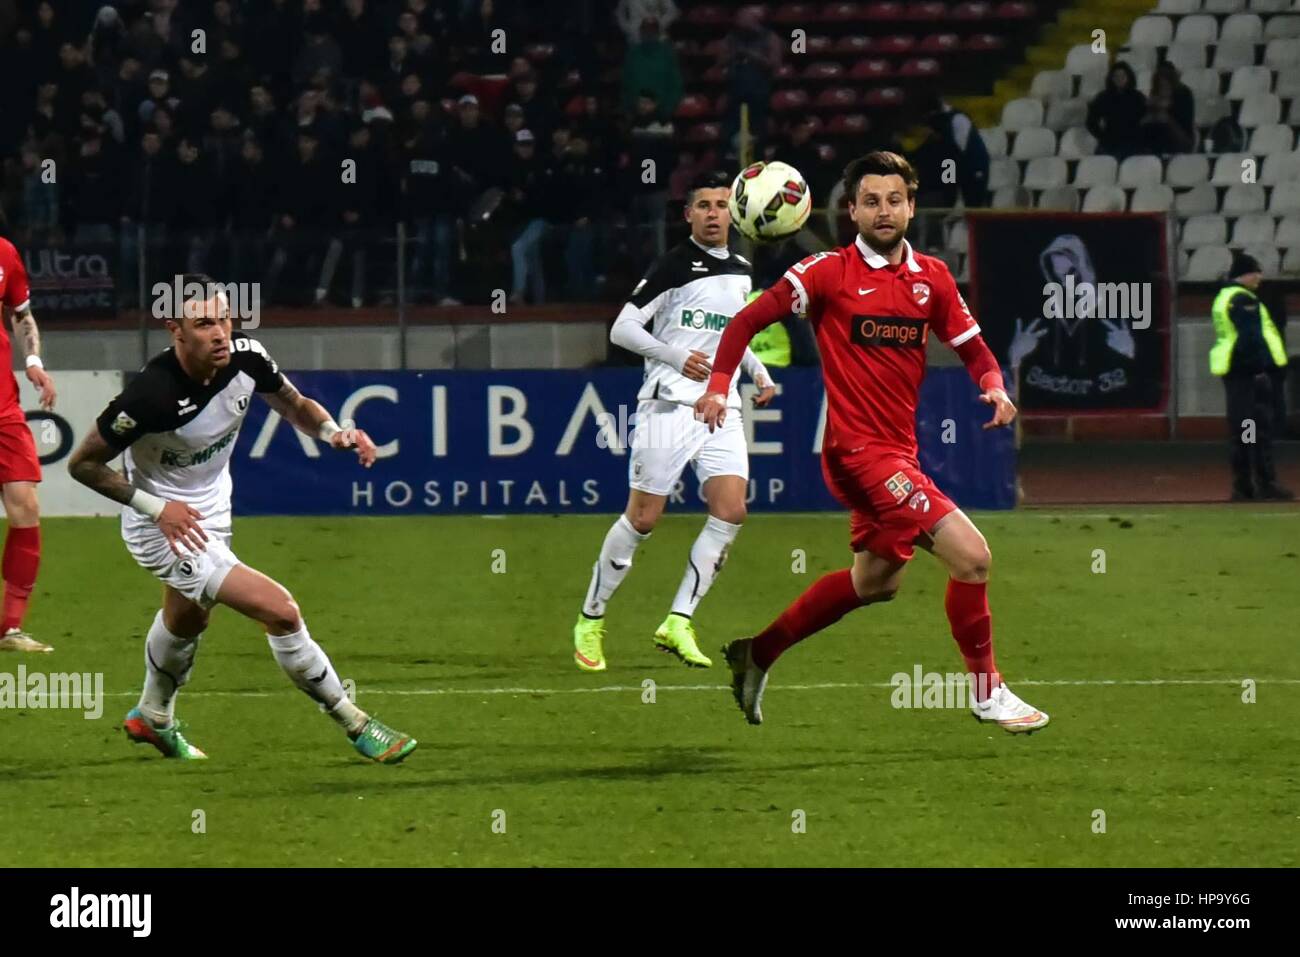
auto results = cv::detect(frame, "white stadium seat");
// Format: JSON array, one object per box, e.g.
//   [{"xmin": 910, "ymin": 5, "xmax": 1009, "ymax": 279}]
[
  {"xmin": 989, "ymin": 157, "xmax": 1021, "ymax": 189},
  {"xmin": 1082, "ymin": 185, "xmax": 1128, "ymax": 211},
  {"xmin": 991, "ymin": 186, "xmax": 1032, "ymax": 208},
  {"xmin": 1131, "ymin": 184, "xmax": 1176, "ymax": 211},
  {"xmin": 1260, "ymin": 152, "xmax": 1300, "ymax": 184},
  {"xmin": 947, "ymin": 218, "xmax": 969, "ymax": 254},
  {"xmin": 1226, "ymin": 65, "xmax": 1272, "ymax": 98},
  {"xmin": 1074, "ymin": 154, "xmax": 1119, "ymax": 187},
  {"xmin": 1037, "ymin": 185, "xmax": 1081, "ymax": 210},
  {"xmin": 1121, "ymin": 45, "xmax": 1160, "ymax": 72},
  {"xmin": 1273, "ymin": 67, "xmax": 1300, "ymax": 98},
  {"xmin": 1131, "ymin": 15, "xmax": 1175, "ymax": 46},
  {"xmin": 1231, "ymin": 212, "xmax": 1276, "ymax": 244},
  {"xmin": 1181, "ymin": 68, "xmax": 1221, "ymax": 99},
  {"xmin": 1289, "ymin": 99, "xmax": 1300, "ymax": 124},
  {"xmin": 1165, "ymin": 42, "xmax": 1209, "ymax": 72},
  {"xmin": 1263, "ymin": 15, "xmax": 1300, "ymax": 40},
  {"xmin": 1178, "ymin": 248, "xmax": 1192, "ymax": 278},
  {"xmin": 1118, "ymin": 154, "xmax": 1163, "ymax": 187},
  {"xmin": 1204, "ymin": 0, "xmax": 1245, "ymax": 10},
  {"xmin": 1263, "ymin": 38, "xmax": 1300, "ymax": 68},
  {"xmin": 1275, "ymin": 216, "xmax": 1300, "ymax": 249},
  {"xmin": 1174, "ymin": 183, "xmax": 1219, "ymax": 215},
  {"xmin": 1011, "ymin": 125, "xmax": 1057, "ymax": 159},
  {"xmin": 1030, "ymin": 70, "xmax": 1071, "ymax": 100},
  {"xmin": 1281, "ymin": 247, "xmax": 1300, "ymax": 277},
  {"xmin": 1182, "ymin": 213, "xmax": 1229, "ymax": 246},
  {"xmin": 1250, "ymin": 0, "xmax": 1291, "ymax": 13},
  {"xmin": 1022, "ymin": 156, "xmax": 1068, "ymax": 189},
  {"xmin": 1065, "ymin": 43, "xmax": 1105, "ymax": 75},
  {"xmin": 1185, "ymin": 246, "xmax": 1233, "ymax": 280},
  {"xmin": 1057, "ymin": 125, "xmax": 1098, "ymax": 158},
  {"xmin": 1136, "ymin": 67, "xmax": 1155, "ymax": 91},
  {"xmin": 1238, "ymin": 93, "xmax": 1281, "ymax": 126},
  {"xmin": 982, "ymin": 126, "xmax": 1008, "ymax": 157},
  {"xmin": 1001, "ymin": 97, "xmax": 1043, "ymax": 130},
  {"xmin": 1211, "ymin": 153, "xmax": 1255, "ymax": 185},
  {"xmin": 1213, "ymin": 41, "xmax": 1257, "ymax": 71},
  {"xmin": 1198, "ymin": 94, "xmax": 1231, "ymax": 125},
  {"xmin": 1222, "ymin": 183, "xmax": 1267, "ymax": 213},
  {"xmin": 1248, "ymin": 123, "xmax": 1295, "ymax": 154},
  {"xmin": 1221, "ymin": 14, "xmax": 1263, "ymax": 43},
  {"xmin": 1166, "ymin": 154, "xmax": 1211, "ymax": 188},
  {"xmin": 1156, "ymin": 0, "xmax": 1199, "ymax": 12},
  {"xmin": 1175, "ymin": 14, "xmax": 1219, "ymax": 45},
  {"xmin": 1044, "ymin": 98, "xmax": 1087, "ymax": 131},
  {"xmin": 1076, "ymin": 68, "xmax": 1107, "ymax": 98},
  {"xmin": 1241, "ymin": 244, "xmax": 1280, "ymax": 276},
  {"xmin": 1270, "ymin": 182, "xmax": 1300, "ymax": 215}
]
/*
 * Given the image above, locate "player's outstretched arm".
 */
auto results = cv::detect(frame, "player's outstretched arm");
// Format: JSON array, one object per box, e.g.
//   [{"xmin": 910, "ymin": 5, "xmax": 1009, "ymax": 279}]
[
  {"xmin": 694, "ymin": 285, "xmax": 792, "ymax": 430},
  {"xmin": 741, "ymin": 348, "xmax": 777, "ymax": 407},
  {"xmin": 68, "ymin": 430, "xmax": 208, "ymax": 555},
  {"xmin": 9, "ymin": 304, "xmax": 56, "ymax": 411},
  {"xmin": 953, "ymin": 335, "xmax": 1016, "ymax": 429},
  {"xmin": 260, "ymin": 377, "xmax": 377, "ymax": 467}
]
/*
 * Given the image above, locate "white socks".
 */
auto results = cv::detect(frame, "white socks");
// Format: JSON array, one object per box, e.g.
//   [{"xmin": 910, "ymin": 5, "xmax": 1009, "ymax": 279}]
[
  {"xmin": 266, "ymin": 621, "xmax": 367, "ymax": 734},
  {"xmin": 138, "ymin": 610, "xmax": 200, "ymax": 728},
  {"xmin": 582, "ymin": 515, "xmax": 650, "ymax": 618},
  {"xmin": 671, "ymin": 516, "xmax": 742, "ymax": 618}
]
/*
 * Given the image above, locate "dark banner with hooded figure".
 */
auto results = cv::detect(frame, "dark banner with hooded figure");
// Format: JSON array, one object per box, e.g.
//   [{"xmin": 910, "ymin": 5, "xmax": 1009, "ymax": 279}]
[{"xmin": 966, "ymin": 213, "xmax": 1171, "ymax": 412}]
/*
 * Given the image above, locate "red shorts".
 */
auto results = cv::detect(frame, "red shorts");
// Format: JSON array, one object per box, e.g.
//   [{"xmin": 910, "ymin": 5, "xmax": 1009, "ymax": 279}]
[
  {"xmin": 821, "ymin": 450, "xmax": 956, "ymax": 563},
  {"xmin": 0, "ymin": 417, "xmax": 42, "ymax": 484}
]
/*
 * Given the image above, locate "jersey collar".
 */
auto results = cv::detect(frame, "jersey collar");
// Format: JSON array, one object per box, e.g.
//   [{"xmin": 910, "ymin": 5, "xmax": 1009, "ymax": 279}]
[
  {"xmin": 855, "ymin": 234, "xmax": 921, "ymax": 272},
  {"xmin": 689, "ymin": 235, "xmax": 731, "ymax": 260}
]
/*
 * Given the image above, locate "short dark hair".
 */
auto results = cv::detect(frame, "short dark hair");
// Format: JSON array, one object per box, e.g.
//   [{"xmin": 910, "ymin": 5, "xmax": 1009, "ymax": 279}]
[
  {"xmin": 686, "ymin": 169, "xmax": 732, "ymax": 206},
  {"xmin": 842, "ymin": 151, "xmax": 919, "ymax": 202}
]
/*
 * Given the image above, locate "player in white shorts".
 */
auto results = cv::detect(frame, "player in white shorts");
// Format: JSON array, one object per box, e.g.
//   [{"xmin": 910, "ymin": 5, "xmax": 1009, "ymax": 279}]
[
  {"xmin": 68, "ymin": 274, "xmax": 416, "ymax": 763},
  {"xmin": 572, "ymin": 171, "xmax": 776, "ymax": 671}
]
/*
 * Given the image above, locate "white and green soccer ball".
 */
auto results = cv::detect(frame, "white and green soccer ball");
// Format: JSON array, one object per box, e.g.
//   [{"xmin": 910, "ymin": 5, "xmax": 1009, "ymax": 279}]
[{"xmin": 727, "ymin": 160, "xmax": 812, "ymax": 242}]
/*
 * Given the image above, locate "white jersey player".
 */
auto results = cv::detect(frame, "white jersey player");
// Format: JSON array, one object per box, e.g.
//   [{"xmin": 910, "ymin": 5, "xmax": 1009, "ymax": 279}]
[
  {"xmin": 572, "ymin": 171, "xmax": 776, "ymax": 671},
  {"xmin": 68, "ymin": 274, "xmax": 416, "ymax": 764}
]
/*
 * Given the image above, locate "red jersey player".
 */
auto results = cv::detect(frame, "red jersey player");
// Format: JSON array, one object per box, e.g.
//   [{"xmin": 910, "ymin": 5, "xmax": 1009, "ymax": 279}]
[
  {"xmin": 0, "ymin": 235, "xmax": 57, "ymax": 653},
  {"xmin": 695, "ymin": 152, "xmax": 1048, "ymax": 733}
]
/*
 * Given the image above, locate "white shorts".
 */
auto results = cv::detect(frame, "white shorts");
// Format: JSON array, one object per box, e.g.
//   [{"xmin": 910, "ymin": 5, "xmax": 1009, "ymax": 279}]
[
  {"xmin": 121, "ymin": 510, "xmax": 240, "ymax": 609},
  {"xmin": 628, "ymin": 399, "xmax": 748, "ymax": 496}
]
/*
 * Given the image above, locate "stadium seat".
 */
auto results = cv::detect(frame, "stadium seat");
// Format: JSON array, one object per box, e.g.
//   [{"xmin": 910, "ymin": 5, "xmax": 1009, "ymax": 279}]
[
  {"xmin": 1065, "ymin": 44, "xmax": 1104, "ymax": 75},
  {"xmin": 828, "ymin": 1, "xmax": 870, "ymax": 19},
  {"xmin": 1222, "ymin": 183, "xmax": 1267, "ymax": 213},
  {"xmin": 1250, "ymin": 0, "xmax": 1291, "ymax": 13},
  {"xmin": 909, "ymin": 1, "xmax": 948, "ymax": 19},
  {"xmin": 1238, "ymin": 93, "xmax": 1281, "ymax": 126},
  {"xmin": 982, "ymin": 126, "xmax": 1008, "ymax": 157},
  {"xmin": 1259, "ymin": 152, "xmax": 1300, "ymax": 184},
  {"xmin": 1178, "ymin": 248, "xmax": 1192, "ymax": 278},
  {"xmin": 1241, "ymin": 244, "xmax": 1280, "ymax": 275},
  {"xmin": 1289, "ymin": 99, "xmax": 1300, "ymax": 124},
  {"xmin": 1001, "ymin": 97, "xmax": 1043, "ymax": 130},
  {"xmin": 1030, "ymin": 69, "xmax": 1072, "ymax": 100},
  {"xmin": 1281, "ymin": 247, "xmax": 1300, "ymax": 276},
  {"xmin": 803, "ymin": 61, "xmax": 846, "ymax": 80},
  {"xmin": 1011, "ymin": 125, "xmax": 1057, "ymax": 158},
  {"xmin": 1044, "ymin": 98, "xmax": 1087, "ymax": 131},
  {"xmin": 1174, "ymin": 14, "xmax": 1218, "ymax": 45},
  {"xmin": 953, "ymin": 1, "xmax": 993, "ymax": 18},
  {"xmin": 1056, "ymin": 125, "xmax": 1097, "ymax": 158},
  {"xmin": 1183, "ymin": 213, "xmax": 1229, "ymax": 246},
  {"xmin": 770, "ymin": 3, "xmax": 816, "ymax": 24},
  {"xmin": 1211, "ymin": 153, "xmax": 1255, "ymax": 185},
  {"xmin": 835, "ymin": 35, "xmax": 875, "ymax": 55},
  {"xmin": 1164, "ymin": 42, "xmax": 1209, "ymax": 72},
  {"xmin": 964, "ymin": 33, "xmax": 1006, "ymax": 52},
  {"xmin": 989, "ymin": 157, "xmax": 1021, "ymax": 189},
  {"xmin": 1226, "ymin": 65, "xmax": 1273, "ymax": 98},
  {"xmin": 685, "ymin": 4, "xmax": 728, "ymax": 25},
  {"xmin": 1231, "ymin": 212, "xmax": 1276, "ymax": 244},
  {"xmin": 919, "ymin": 33, "xmax": 961, "ymax": 53},
  {"xmin": 674, "ymin": 94, "xmax": 715, "ymax": 119},
  {"xmin": 1136, "ymin": 67, "xmax": 1155, "ymax": 92},
  {"xmin": 1118, "ymin": 154, "xmax": 1163, "ymax": 187},
  {"xmin": 1186, "ymin": 246, "xmax": 1233, "ymax": 279},
  {"xmin": 1271, "ymin": 182, "xmax": 1300, "ymax": 215},
  {"xmin": 1038, "ymin": 185, "xmax": 1080, "ymax": 210},
  {"xmin": 1121, "ymin": 45, "xmax": 1160, "ymax": 73},
  {"xmin": 862, "ymin": 87, "xmax": 905, "ymax": 107},
  {"xmin": 1263, "ymin": 15, "xmax": 1300, "ymax": 40},
  {"xmin": 899, "ymin": 57, "xmax": 942, "ymax": 77},
  {"xmin": 992, "ymin": 186, "xmax": 1032, "ymax": 208},
  {"xmin": 1203, "ymin": 0, "xmax": 1245, "ymax": 11},
  {"xmin": 1174, "ymin": 182, "xmax": 1219, "ymax": 215},
  {"xmin": 1212, "ymin": 41, "xmax": 1257, "ymax": 71},
  {"xmin": 1273, "ymin": 67, "xmax": 1300, "ymax": 98},
  {"xmin": 825, "ymin": 113, "xmax": 869, "ymax": 134},
  {"xmin": 1198, "ymin": 94, "xmax": 1231, "ymax": 125},
  {"xmin": 1131, "ymin": 16, "xmax": 1175, "ymax": 46},
  {"xmin": 1156, "ymin": 0, "xmax": 1199, "ymax": 12},
  {"xmin": 1130, "ymin": 184, "xmax": 1176, "ymax": 211},
  {"xmin": 996, "ymin": 1, "xmax": 1035, "ymax": 18},
  {"xmin": 770, "ymin": 89, "xmax": 811, "ymax": 113},
  {"xmin": 849, "ymin": 58, "xmax": 895, "ymax": 79},
  {"xmin": 1023, "ymin": 157, "xmax": 1068, "ymax": 189},
  {"xmin": 684, "ymin": 122, "xmax": 721, "ymax": 145},
  {"xmin": 805, "ymin": 35, "xmax": 834, "ymax": 55},
  {"xmin": 947, "ymin": 218, "xmax": 969, "ymax": 253},
  {"xmin": 1221, "ymin": 14, "xmax": 1264, "ymax": 43},
  {"xmin": 814, "ymin": 87, "xmax": 859, "ymax": 110},
  {"xmin": 1076, "ymin": 68, "xmax": 1107, "ymax": 99},
  {"xmin": 877, "ymin": 34, "xmax": 917, "ymax": 54},
  {"xmin": 1166, "ymin": 154, "xmax": 1211, "ymax": 188},
  {"xmin": 1275, "ymin": 216, "xmax": 1300, "ymax": 249},
  {"xmin": 1082, "ymin": 185, "xmax": 1128, "ymax": 211},
  {"xmin": 1074, "ymin": 155, "xmax": 1119, "ymax": 187},
  {"xmin": 1182, "ymin": 67, "xmax": 1221, "ymax": 99}
]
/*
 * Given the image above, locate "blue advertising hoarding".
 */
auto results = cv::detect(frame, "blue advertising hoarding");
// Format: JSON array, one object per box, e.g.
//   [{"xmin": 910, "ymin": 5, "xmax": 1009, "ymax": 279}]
[{"xmin": 230, "ymin": 368, "xmax": 1015, "ymax": 515}]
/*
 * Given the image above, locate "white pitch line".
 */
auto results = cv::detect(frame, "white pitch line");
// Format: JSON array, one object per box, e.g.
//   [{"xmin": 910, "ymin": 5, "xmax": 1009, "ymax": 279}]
[{"xmin": 57, "ymin": 677, "xmax": 1300, "ymax": 701}]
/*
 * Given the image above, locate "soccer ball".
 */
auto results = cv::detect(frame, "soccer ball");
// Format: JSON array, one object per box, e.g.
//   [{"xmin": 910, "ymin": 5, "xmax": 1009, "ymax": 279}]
[{"xmin": 728, "ymin": 161, "xmax": 812, "ymax": 242}]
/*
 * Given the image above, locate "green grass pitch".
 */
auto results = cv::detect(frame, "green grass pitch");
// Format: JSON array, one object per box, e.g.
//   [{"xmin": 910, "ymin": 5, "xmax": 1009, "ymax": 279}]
[{"xmin": 2, "ymin": 507, "xmax": 1297, "ymax": 866}]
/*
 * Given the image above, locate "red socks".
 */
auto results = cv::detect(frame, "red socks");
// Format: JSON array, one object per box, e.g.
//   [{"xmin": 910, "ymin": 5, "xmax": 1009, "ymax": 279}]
[
  {"xmin": 2, "ymin": 525, "xmax": 41, "ymax": 633},
  {"xmin": 751, "ymin": 569, "xmax": 864, "ymax": 671},
  {"xmin": 944, "ymin": 578, "xmax": 1001, "ymax": 701}
]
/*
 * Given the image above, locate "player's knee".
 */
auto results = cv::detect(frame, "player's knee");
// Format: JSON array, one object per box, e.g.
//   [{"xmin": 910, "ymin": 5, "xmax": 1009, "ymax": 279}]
[
  {"xmin": 266, "ymin": 596, "xmax": 302, "ymax": 634},
  {"xmin": 626, "ymin": 510, "xmax": 658, "ymax": 535},
  {"xmin": 956, "ymin": 544, "xmax": 992, "ymax": 582},
  {"xmin": 712, "ymin": 504, "xmax": 746, "ymax": 526}
]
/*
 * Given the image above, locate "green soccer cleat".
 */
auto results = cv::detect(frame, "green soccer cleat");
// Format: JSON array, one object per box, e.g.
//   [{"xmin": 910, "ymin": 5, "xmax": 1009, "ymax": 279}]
[
  {"xmin": 573, "ymin": 614, "xmax": 607, "ymax": 672},
  {"xmin": 123, "ymin": 707, "xmax": 208, "ymax": 760},
  {"xmin": 653, "ymin": 613, "xmax": 713, "ymax": 668},
  {"xmin": 350, "ymin": 717, "xmax": 417, "ymax": 764}
]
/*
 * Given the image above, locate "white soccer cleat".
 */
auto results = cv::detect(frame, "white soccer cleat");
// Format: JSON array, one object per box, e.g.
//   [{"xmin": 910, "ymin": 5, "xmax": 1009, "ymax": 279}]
[
  {"xmin": 0, "ymin": 628, "xmax": 53, "ymax": 653},
  {"xmin": 722, "ymin": 638, "xmax": 768, "ymax": 726},
  {"xmin": 971, "ymin": 682, "xmax": 1049, "ymax": 734}
]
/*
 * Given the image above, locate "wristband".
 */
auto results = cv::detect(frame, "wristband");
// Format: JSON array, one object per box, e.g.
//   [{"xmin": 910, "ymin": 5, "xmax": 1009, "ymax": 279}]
[
  {"xmin": 25, "ymin": 355, "xmax": 44, "ymax": 370},
  {"xmin": 318, "ymin": 420, "xmax": 342, "ymax": 442},
  {"xmin": 129, "ymin": 489, "xmax": 166, "ymax": 521}
]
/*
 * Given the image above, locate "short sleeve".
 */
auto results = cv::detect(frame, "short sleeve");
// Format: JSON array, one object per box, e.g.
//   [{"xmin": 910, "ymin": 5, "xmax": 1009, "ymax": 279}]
[
  {"xmin": 95, "ymin": 376, "xmax": 166, "ymax": 451},
  {"xmin": 233, "ymin": 335, "xmax": 285, "ymax": 393},
  {"xmin": 1, "ymin": 243, "xmax": 30, "ymax": 312},
  {"xmin": 781, "ymin": 250, "xmax": 843, "ymax": 317},
  {"xmin": 627, "ymin": 259, "xmax": 674, "ymax": 316},
  {"xmin": 930, "ymin": 265, "xmax": 980, "ymax": 347}
]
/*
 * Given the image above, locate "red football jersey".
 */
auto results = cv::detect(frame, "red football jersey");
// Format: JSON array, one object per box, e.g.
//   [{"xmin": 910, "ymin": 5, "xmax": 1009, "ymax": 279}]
[
  {"xmin": 0, "ymin": 238, "xmax": 32, "ymax": 424},
  {"xmin": 779, "ymin": 235, "xmax": 978, "ymax": 457}
]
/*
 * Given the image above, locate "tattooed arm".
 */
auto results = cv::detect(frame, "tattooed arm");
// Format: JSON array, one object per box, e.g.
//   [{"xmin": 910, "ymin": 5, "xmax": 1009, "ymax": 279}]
[
  {"xmin": 260, "ymin": 376, "xmax": 377, "ymax": 467},
  {"xmin": 10, "ymin": 304, "xmax": 56, "ymax": 410}
]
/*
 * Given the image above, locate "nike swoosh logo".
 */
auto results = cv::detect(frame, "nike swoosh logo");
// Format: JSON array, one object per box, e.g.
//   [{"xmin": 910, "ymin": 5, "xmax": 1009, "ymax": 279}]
[
  {"xmin": 858, "ymin": 288, "xmax": 877, "ymax": 295},
  {"xmin": 610, "ymin": 560, "xmax": 629, "ymax": 570},
  {"xmin": 309, "ymin": 669, "xmax": 329, "ymax": 683}
]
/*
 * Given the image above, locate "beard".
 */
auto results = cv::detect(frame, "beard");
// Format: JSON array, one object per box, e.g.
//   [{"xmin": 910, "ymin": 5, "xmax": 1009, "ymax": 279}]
[{"xmin": 860, "ymin": 224, "xmax": 904, "ymax": 255}]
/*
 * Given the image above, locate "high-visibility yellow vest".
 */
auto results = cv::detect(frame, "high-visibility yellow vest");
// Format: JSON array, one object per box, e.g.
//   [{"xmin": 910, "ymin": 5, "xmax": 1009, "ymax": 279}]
[
  {"xmin": 745, "ymin": 290, "xmax": 792, "ymax": 367},
  {"xmin": 1209, "ymin": 284, "xmax": 1287, "ymax": 376}
]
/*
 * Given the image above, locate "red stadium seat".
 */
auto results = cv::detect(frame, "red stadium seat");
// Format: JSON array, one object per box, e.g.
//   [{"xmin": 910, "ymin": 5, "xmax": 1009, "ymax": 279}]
[
  {"xmin": 964, "ymin": 33, "xmax": 1006, "ymax": 50},
  {"xmin": 995, "ymin": 1, "xmax": 1035, "ymax": 18},
  {"xmin": 804, "ymin": 61, "xmax": 846, "ymax": 80},
  {"xmin": 849, "ymin": 58, "xmax": 896, "ymax": 79},
  {"xmin": 684, "ymin": 122, "xmax": 721, "ymax": 145},
  {"xmin": 876, "ymin": 34, "xmax": 917, "ymax": 54},
  {"xmin": 771, "ymin": 3, "xmax": 816, "ymax": 25},
  {"xmin": 907, "ymin": 1, "xmax": 946, "ymax": 19},
  {"xmin": 863, "ymin": 86, "xmax": 905, "ymax": 107},
  {"xmin": 771, "ymin": 88, "xmax": 812, "ymax": 112},
  {"xmin": 826, "ymin": 113, "xmax": 870, "ymax": 134},
  {"xmin": 824, "ymin": 2, "xmax": 866, "ymax": 20},
  {"xmin": 815, "ymin": 86, "xmax": 860, "ymax": 110},
  {"xmin": 900, "ymin": 57, "xmax": 941, "ymax": 77},
  {"xmin": 674, "ymin": 94, "xmax": 714, "ymax": 119},
  {"xmin": 835, "ymin": 35, "xmax": 875, "ymax": 54},
  {"xmin": 953, "ymin": 2, "xmax": 992, "ymax": 19},
  {"xmin": 864, "ymin": 2, "xmax": 905, "ymax": 19},
  {"xmin": 737, "ymin": 4, "xmax": 767, "ymax": 24},
  {"xmin": 685, "ymin": 4, "xmax": 728, "ymax": 26},
  {"xmin": 805, "ymin": 35, "xmax": 833, "ymax": 54},
  {"xmin": 919, "ymin": 33, "xmax": 961, "ymax": 53},
  {"xmin": 564, "ymin": 95, "xmax": 586, "ymax": 118},
  {"xmin": 774, "ymin": 63, "xmax": 797, "ymax": 81}
]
